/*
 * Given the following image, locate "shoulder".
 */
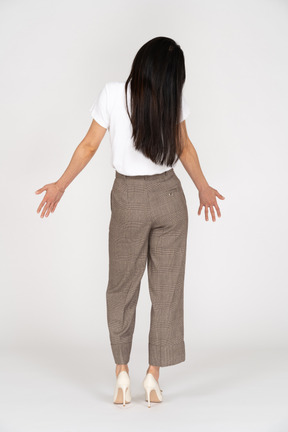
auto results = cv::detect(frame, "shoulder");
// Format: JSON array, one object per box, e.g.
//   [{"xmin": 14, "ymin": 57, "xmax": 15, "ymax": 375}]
[{"xmin": 105, "ymin": 81, "xmax": 125, "ymax": 96}]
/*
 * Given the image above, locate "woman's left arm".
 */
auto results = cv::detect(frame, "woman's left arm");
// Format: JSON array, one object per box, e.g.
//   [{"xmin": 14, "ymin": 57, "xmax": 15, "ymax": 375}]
[{"xmin": 179, "ymin": 121, "xmax": 225, "ymax": 222}]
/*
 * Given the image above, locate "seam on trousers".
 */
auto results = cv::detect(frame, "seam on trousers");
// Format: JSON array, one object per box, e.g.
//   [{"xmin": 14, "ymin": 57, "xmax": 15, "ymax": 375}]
[
  {"xmin": 110, "ymin": 341, "xmax": 133, "ymax": 345},
  {"xmin": 149, "ymin": 341, "xmax": 184, "ymax": 347}
]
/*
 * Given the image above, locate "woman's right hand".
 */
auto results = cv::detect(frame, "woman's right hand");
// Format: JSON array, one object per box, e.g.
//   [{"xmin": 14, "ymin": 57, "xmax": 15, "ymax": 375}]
[{"xmin": 35, "ymin": 182, "xmax": 65, "ymax": 218}]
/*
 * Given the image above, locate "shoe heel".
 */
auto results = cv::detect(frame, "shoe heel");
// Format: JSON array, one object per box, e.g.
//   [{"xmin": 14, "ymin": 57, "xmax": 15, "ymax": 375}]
[
  {"xmin": 121, "ymin": 385, "xmax": 127, "ymax": 407},
  {"xmin": 143, "ymin": 373, "xmax": 163, "ymax": 408},
  {"xmin": 145, "ymin": 386, "xmax": 152, "ymax": 408}
]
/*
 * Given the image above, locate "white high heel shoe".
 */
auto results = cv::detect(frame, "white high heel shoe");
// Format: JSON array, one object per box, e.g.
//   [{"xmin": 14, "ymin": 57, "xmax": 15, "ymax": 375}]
[
  {"xmin": 113, "ymin": 370, "xmax": 131, "ymax": 406},
  {"xmin": 143, "ymin": 372, "xmax": 163, "ymax": 408}
]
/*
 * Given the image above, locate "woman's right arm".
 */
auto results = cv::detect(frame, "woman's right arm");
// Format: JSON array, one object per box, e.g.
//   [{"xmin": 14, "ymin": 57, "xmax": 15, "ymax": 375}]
[{"xmin": 35, "ymin": 120, "xmax": 107, "ymax": 218}]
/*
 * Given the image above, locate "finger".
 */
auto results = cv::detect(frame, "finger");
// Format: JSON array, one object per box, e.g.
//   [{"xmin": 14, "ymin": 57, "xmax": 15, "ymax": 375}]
[
  {"xmin": 41, "ymin": 202, "xmax": 50, "ymax": 218},
  {"xmin": 214, "ymin": 202, "xmax": 221, "ymax": 218},
  {"xmin": 51, "ymin": 201, "xmax": 57, "ymax": 213},
  {"xmin": 46, "ymin": 202, "xmax": 54, "ymax": 217},
  {"xmin": 37, "ymin": 199, "xmax": 47, "ymax": 214},
  {"xmin": 45, "ymin": 203, "xmax": 53, "ymax": 217},
  {"xmin": 198, "ymin": 203, "xmax": 203, "ymax": 215},
  {"xmin": 35, "ymin": 186, "xmax": 47, "ymax": 194},
  {"xmin": 216, "ymin": 191, "xmax": 225, "ymax": 199},
  {"xmin": 210, "ymin": 206, "xmax": 216, "ymax": 222},
  {"xmin": 205, "ymin": 205, "xmax": 209, "ymax": 221}
]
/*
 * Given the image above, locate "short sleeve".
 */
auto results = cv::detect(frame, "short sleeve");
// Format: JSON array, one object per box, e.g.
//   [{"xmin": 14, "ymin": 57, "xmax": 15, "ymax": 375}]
[
  {"xmin": 178, "ymin": 93, "xmax": 191, "ymax": 123},
  {"xmin": 89, "ymin": 83, "xmax": 110, "ymax": 129}
]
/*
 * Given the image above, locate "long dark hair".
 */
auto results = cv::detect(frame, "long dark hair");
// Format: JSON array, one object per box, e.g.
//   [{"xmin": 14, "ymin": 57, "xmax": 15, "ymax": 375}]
[{"xmin": 124, "ymin": 36, "xmax": 186, "ymax": 167}]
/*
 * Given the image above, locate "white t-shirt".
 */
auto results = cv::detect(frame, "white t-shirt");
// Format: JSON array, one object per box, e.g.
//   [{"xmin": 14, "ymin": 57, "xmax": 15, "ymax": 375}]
[{"xmin": 89, "ymin": 81, "xmax": 190, "ymax": 176}]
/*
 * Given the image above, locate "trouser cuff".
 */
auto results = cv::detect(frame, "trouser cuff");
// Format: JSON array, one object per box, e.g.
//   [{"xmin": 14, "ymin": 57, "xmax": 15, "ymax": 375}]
[
  {"xmin": 148, "ymin": 340, "xmax": 185, "ymax": 367},
  {"xmin": 111, "ymin": 342, "xmax": 132, "ymax": 364}
]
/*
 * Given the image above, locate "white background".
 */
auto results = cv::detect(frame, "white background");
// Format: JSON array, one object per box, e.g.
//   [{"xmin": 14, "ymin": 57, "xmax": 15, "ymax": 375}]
[{"xmin": 1, "ymin": 0, "xmax": 287, "ymax": 431}]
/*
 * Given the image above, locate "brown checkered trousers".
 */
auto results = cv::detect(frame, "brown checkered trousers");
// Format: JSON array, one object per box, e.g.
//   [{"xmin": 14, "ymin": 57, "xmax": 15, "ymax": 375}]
[{"xmin": 106, "ymin": 168, "xmax": 188, "ymax": 367}]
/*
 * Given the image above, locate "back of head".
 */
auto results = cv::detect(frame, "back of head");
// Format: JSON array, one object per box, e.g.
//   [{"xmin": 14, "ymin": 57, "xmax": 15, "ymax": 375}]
[{"xmin": 124, "ymin": 36, "xmax": 187, "ymax": 167}]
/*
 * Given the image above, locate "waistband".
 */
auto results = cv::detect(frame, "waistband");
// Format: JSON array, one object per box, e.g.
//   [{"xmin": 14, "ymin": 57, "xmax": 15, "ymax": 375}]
[{"xmin": 115, "ymin": 168, "xmax": 175, "ymax": 181}]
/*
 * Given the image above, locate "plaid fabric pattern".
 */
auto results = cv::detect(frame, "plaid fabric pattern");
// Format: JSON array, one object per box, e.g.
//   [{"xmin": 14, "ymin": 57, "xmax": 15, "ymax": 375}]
[{"xmin": 106, "ymin": 168, "xmax": 188, "ymax": 366}]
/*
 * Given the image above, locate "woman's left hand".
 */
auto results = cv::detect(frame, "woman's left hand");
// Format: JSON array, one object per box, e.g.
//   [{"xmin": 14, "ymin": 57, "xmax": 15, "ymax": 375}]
[{"xmin": 198, "ymin": 186, "xmax": 225, "ymax": 221}]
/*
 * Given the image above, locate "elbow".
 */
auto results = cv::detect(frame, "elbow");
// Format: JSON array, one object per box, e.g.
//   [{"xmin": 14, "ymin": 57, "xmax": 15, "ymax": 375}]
[{"xmin": 79, "ymin": 140, "xmax": 98, "ymax": 155}]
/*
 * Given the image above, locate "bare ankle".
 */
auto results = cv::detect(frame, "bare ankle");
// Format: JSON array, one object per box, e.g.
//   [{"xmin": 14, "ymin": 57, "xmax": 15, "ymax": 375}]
[
  {"xmin": 115, "ymin": 364, "xmax": 129, "ymax": 376},
  {"xmin": 147, "ymin": 365, "xmax": 160, "ymax": 380}
]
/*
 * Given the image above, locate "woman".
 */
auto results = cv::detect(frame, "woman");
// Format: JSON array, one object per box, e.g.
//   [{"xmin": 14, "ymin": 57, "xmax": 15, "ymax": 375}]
[{"xmin": 35, "ymin": 36, "xmax": 225, "ymax": 408}]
